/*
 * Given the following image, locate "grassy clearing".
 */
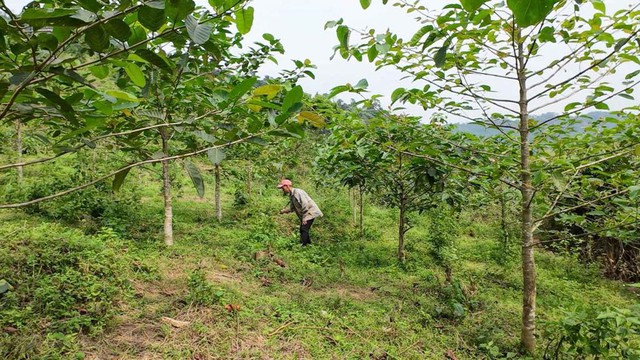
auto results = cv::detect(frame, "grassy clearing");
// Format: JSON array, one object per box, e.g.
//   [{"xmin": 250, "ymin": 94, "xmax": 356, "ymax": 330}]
[{"xmin": 0, "ymin": 174, "xmax": 638, "ymax": 359}]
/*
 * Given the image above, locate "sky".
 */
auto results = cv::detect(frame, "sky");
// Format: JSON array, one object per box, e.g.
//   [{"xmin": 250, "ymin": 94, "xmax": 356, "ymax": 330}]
[{"xmin": 5, "ymin": 0, "xmax": 639, "ymax": 123}]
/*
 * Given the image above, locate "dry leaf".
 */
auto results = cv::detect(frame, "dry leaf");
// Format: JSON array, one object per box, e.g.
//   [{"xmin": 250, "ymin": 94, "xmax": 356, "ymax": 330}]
[{"xmin": 161, "ymin": 316, "xmax": 190, "ymax": 328}]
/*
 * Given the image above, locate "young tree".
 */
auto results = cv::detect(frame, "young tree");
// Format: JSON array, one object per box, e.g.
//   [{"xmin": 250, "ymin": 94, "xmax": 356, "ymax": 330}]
[{"xmin": 333, "ymin": 0, "xmax": 640, "ymax": 353}]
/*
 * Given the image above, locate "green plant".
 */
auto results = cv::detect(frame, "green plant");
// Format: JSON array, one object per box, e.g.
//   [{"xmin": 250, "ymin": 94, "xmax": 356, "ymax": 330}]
[
  {"xmin": 427, "ymin": 206, "xmax": 459, "ymax": 279},
  {"xmin": 543, "ymin": 306, "xmax": 640, "ymax": 359},
  {"xmin": 186, "ymin": 269, "xmax": 224, "ymax": 306}
]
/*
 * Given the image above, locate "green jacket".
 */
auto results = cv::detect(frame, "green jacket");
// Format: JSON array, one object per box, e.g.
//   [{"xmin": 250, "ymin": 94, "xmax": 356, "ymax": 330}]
[{"xmin": 281, "ymin": 188, "xmax": 323, "ymax": 222}]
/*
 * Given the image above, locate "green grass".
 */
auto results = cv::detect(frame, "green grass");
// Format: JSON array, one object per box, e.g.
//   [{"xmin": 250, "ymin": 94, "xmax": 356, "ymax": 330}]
[{"xmin": 0, "ymin": 172, "xmax": 637, "ymax": 359}]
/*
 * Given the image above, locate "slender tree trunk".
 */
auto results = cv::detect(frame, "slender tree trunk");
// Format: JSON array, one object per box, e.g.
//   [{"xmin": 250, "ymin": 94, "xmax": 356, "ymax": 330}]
[
  {"xmin": 215, "ymin": 163, "xmax": 222, "ymax": 222},
  {"xmin": 15, "ymin": 121, "xmax": 23, "ymax": 184},
  {"xmin": 351, "ymin": 188, "xmax": 357, "ymax": 226},
  {"xmin": 246, "ymin": 163, "xmax": 253, "ymax": 198},
  {"xmin": 161, "ymin": 130, "xmax": 173, "ymax": 246},
  {"xmin": 500, "ymin": 185, "xmax": 509, "ymax": 251},
  {"xmin": 359, "ymin": 185, "xmax": 364, "ymax": 236},
  {"xmin": 516, "ymin": 33, "xmax": 536, "ymax": 354},
  {"xmin": 398, "ymin": 197, "xmax": 406, "ymax": 262}
]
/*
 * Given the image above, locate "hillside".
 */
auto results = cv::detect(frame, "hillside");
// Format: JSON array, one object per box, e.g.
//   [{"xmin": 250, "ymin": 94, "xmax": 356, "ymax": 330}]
[
  {"xmin": 1, "ymin": 167, "xmax": 638, "ymax": 359},
  {"xmin": 452, "ymin": 112, "xmax": 616, "ymax": 136}
]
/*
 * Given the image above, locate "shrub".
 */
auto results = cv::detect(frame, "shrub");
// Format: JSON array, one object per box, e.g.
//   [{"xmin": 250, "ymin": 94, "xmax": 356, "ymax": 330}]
[
  {"xmin": 543, "ymin": 306, "xmax": 640, "ymax": 359},
  {"xmin": 186, "ymin": 269, "xmax": 224, "ymax": 306}
]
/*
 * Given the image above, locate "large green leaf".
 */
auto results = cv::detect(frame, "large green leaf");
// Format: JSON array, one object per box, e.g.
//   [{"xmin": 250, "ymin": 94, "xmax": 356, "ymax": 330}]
[
  {"xmin": 124, "ymin": 63, "xmax": 146, "ymax": 87},
  {"xmin": 360, "ymin": 0, "xmax": 372, "ymax": 9},
  {"xmin": 207, "ymin": 148, "xmax": 226, "ymax": 165},
  {"xmin": 166, "ymin": 0, "xmax": 195, "ymax": 22},
  {"xmin": 460, "ymin": 0, "xmax": 488, "ymax": 12},
  {"xmin": 84, "ymin": 25, "xmax": 110, "ymax": 52},
  {"xmin": 104, "ymin": 19, "xmax": 132, "ymax": 42},
  {"xmin": 229, "ymin": 77, "xmax": 257, "ymax": 99},
  {"xmin": 36, "ymin": 87, "xmax": 74, "ymax": 114},
  {"xmin": 434, "ymin": 44, "xmax": 448, "ymax": 67},
  {"xmin": 128, "ymin": 25, "xmax": 147, "ymax": 46},
  {"xmin": 138, "ymin": 6, "xmax": 165, "ymax": 31},
  {"xmin": 282, "ymin": 85, "xmax": 303, "ymax": 113},
  {"xmin": 185, "ymin": 161, "xmax": 205, "ymax": 198},
  {"xmin": 337, "ymin": 25, "xmax": 350, "ymax": 49},
  {"xmin": 112, "ymin": 167, "xmax": 131, "ymax": 192},
  {"xmin": 185, "ymin": 15, "xmax": 213, "ymax": 45},
  {"xmin": 135, "ymin": 49, "xmax": 173, "ymax": 71},
  {"xmin": 507, "ymin": 0, "xmax": 557, "ymax": 28},
  {"xmin": 21, "ymin": 8, "xmax": 76, "ymax": 20},
  {"xmin": 235, "ymin": 7, "xmax": 254, "ymax": 35}
]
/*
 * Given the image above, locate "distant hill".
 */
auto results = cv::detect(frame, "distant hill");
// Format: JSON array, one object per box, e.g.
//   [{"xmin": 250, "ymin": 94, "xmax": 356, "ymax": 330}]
[{"xmin": 452, "ymin": 111, "xmax": 616, "ymax": 137}]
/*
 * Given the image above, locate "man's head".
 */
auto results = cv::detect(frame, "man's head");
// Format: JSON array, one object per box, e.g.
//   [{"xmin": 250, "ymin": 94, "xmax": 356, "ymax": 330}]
[{"xmin": 277, "ymin": 179, "xmax": 293, "ymax": 194}]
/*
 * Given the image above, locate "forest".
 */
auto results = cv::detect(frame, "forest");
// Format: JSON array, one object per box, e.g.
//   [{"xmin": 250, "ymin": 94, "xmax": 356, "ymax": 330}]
[{"xmin": 0, "ymin": 0, "xmax": 639, "ymax": 359}]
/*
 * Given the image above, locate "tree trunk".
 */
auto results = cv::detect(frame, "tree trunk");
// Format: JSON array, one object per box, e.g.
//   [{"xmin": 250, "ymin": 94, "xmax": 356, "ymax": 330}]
[
  {"xmin": 398, "ymin": 198, "xmax": 406, "ymax": 262},
  {"xmin": 516, "ymin": 33, "xmax": 536, "ymax": 354},
  {"xmin": 246, "ymin": 163, "xmax": 253, "ymax": 198},
  {"xmin": 161, "ymin": 130, "xmax": 173, "ymax": 246},
  {"xmin": 215, "ymin": 163, "xmax": 222, "ymax": 222},
  {"xmin": 359, "ymin": 185, "xmax": 364, "ymax": 236},
  {"xmin": 16, "ymin": 121, "xmax": 22, "ymax": 184},
  {"xmin": 351, "ymin": 188, "xmax": 357, "ymax": 226}
]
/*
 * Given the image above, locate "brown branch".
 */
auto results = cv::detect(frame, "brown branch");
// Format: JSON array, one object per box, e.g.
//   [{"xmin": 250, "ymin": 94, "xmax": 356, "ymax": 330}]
[
  {"xmin": 0, "ymin": 132, "xmax": 264, "ymax": 209},
  {"xmin": 535, "ymin": 188, "xmax": 630, "ymax": 224}
]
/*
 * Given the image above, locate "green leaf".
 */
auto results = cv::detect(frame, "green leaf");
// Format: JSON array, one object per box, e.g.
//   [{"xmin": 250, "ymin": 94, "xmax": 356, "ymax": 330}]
[
  {"xmin": 354, "ymin": 79, "xmax": 369, "ymax": 90},
  {"xmin": 89, "ymin": 65, "xmax": 109, "ymax": 79},
  {"xmin": 337, "ymin": 25, "xmax": 350, "ymax": 49},
  {"xmin": 235, "ymin": 7, "xmax": 254, "ymax": 35},
  {"xmin": 84, "ymin": 25, "xmax": 110, "ymax": 52},
  {"xmin": 138, "ymin": 6, "xmax": 165, "ymax": 31},
  {"xmin": 185, "ymin": 15, "xmax": 213, "ymax": 45},
  {"xmin": 207, "ymin": 148, "xmax": 225, "ymax": 165},
  {"xmin": 507, "ymin": 0, "xmax": 556, "ymax": 28},
  {"xmin": 367, "ymin": 45, "xmax": 379, "ymax": 62},
  {"xmin": 36, "ymin": 88, "xmax": 74, "ymax": 114},
  {"xmin": 166, "ymin": 0, "xmax": 195, "ymax": 22},
  {"xmin": 328, "ymin": 85, "xmax": 348, "ymax": 99},
  {"xmin": 135, "ymin": 49, "xmax": 173, "ymax": 71},
  {"xmin": 104, "ymin": 19, "xmax": 131, "ymax": 42},
  {"xmin": 77, "ymin": 0, "xmax": 102, "ymax": 12},
  {"xmin": 106, "ymin": 90, "xmax": 138, "ymax": 102},
  {"xmin": 460, "ymin": 0, "xmax": 487, "ymax": 12},
  {"xmin": 391, "ymin": 87, "xmax": 406, "ymax": 104},
  {"xmin": 128, "ymin": 25, "xmax": 147, "ymax": 46},
  {"xmin": 124, "ymin": 63, "xmax": 146, "ymax": 87},
  {"xmin": 434, "ymin": 44, "xmax": 448, "ymax": 67},
  {"xmin": 185, "ymin": 160, "xmax": 205, "ymax": 198},
  {"xmin": 360, "ymin": 0, "xmax": 372, "ymax": 9},
  {"xmin": 282, "ymin": 85, "xmax": 303, "ymax": 112},
  {"xmin": 253, "ymin": 84, "xmax": 282, "ymax": 100},
  {"xmin": 229, "ymin": 77, "xmax": 257, "ymax": 99},
  {"xmin": 112, "ymin": 168, "xmax": 131, "ymax": 192},
  {"xmin": 37, "ymin": 33, "xmax": 59, "ymax": 51}
]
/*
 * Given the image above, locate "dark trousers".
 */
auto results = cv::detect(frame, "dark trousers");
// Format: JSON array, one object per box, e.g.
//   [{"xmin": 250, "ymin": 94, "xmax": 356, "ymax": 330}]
[{"xmin": 299, "ymin": 219, "xmax": 315, "ymax": 245}]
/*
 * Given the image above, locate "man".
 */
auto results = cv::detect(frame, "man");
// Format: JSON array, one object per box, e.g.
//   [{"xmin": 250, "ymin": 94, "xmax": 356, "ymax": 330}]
[{"xmin": 277, "ymin": 179, "xmax": 323, "ymax": 246}]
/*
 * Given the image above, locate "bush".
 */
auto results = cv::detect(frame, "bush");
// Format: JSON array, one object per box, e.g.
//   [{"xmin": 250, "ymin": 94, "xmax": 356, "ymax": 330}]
[
  {"xmin": 427, "ymin": 206, "xmax": 459, "ymax": 276},
  {"xmin": 3, "ymin": 158, "xmax": 143, "ymax": 237},
  {"xmin": 0, "ymin": 223, "xmax": 130, "ymax": 359},
  {"xmin": 186, "ymin": 269, "xmax": 224, "ymax": 306},
  {"xmin": 543, "ymin": 306, "xmax": 640, "ymax": 359}
]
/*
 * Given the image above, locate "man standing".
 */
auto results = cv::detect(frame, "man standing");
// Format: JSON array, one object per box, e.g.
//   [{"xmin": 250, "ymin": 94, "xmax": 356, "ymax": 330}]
[{"xmin": 277, "ymin": 179, "xmax": 323, "ymax": 246}]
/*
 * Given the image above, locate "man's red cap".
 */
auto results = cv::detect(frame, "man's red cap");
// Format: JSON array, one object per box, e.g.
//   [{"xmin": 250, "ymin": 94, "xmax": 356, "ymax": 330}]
[{"xmin": 277, "ymin": 179, "xmax": 292, "ymax": 188}]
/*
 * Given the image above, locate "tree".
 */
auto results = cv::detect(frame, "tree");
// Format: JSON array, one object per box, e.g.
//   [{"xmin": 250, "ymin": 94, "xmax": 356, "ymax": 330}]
[{"xmin": 333, "ymin": 0, "xmax": 640, "ymax": 353}]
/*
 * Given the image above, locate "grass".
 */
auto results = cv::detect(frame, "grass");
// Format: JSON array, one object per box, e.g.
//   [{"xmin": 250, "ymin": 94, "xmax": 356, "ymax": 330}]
[{"xmin": 0, "ymin": 172, "xmax": 638, "ymax": 359}]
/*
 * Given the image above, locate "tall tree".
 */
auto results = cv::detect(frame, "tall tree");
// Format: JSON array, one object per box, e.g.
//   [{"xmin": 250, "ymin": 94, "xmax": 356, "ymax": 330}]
[{"xmin": 334, "ymin": 0, "xmax": 640, "ymax": 353}]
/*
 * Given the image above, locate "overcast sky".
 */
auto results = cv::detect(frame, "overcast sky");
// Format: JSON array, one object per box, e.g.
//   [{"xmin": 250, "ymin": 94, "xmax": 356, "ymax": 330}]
[{"xmin": 6, "ymin": 0, "xmax": 639, "ymax": 122}]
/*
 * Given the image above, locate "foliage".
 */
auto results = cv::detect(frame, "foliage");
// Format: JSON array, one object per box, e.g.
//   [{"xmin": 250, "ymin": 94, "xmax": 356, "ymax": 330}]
[
  {"xmin": 543, "ymin": 306, "xmax": 640, "ymax": 359},
  {"xmin": 186, "ymin": 268, "xmax": 224, "ymax": 306},
  {"xmin": 426, "ymin": 205, "xmax": 459, "ymax": 273},
  {"xmin": 0, "ymin": 224, "xmax": 130, "ymax": 359}
]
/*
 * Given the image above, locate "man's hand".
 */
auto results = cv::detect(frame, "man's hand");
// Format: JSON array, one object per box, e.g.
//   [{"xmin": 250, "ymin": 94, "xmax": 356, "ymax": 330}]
[{"xmin": 302, "ymin": 219, "xmax": 307, "ymax": 225}]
